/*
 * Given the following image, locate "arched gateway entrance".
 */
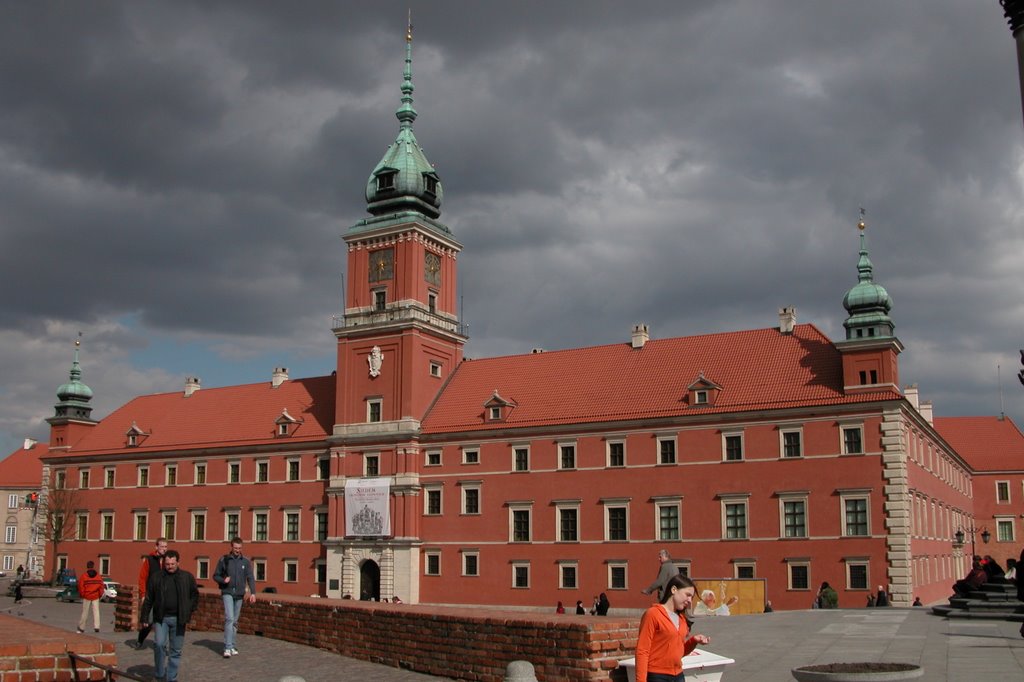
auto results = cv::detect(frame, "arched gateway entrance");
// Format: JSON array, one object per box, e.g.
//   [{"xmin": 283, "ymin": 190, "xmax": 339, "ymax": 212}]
[{"xmin": 360, "ymin": 559, "xmax": 381, "ymax": 601}]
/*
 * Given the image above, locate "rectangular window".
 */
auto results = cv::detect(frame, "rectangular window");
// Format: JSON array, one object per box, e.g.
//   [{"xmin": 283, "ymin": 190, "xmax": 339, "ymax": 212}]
[
  {"xmin": 425, "ymin": 488, "xmax": 442, "ymax": 515},
  {"xmin": 735, "ymin": 563, "xmax": 756, "ymax": 579},
  {"xmin": 425, "ymin": 551, "xmax": 441, "ymax": 576},
  {"xmin": 226, "ymin": 512, "xmax": 240, "ymax": 539},
  {"xmin": 724, "ymin": 502, "xmax": 748, "ymax": 539},
  {"xmin": 76, "ymin": 514, "xmax": 88, "ymax": 540},
  {"xmin": 254, "ymin": 512, "xmax": 269, "ymax": 541},
  {"xmin": 374, "ymin": 289, "xmax": 386, "ymax": 311},
  {"xmin": 286, "ymin": 512, "xmax": 300, "ymax": 541},
  {"xmin": 197, "ymin": 558, "xmax": 210, "ymax": 580},
  {"xmin": 166, "ymin": 465, "xmax": 177, "ymax": 486},
  {"xmin": 257, "ymin": 461, "xmax": 269, "ymax": 483},
  {"xmin": 559, "ymin": 563, "xmax": 578, "ymax": 589},
  {"xmin": 192, "ymin": 512, "xmax": 206, "ymax": 541},
  {"xmin": 5, "ymin": 526, "xmax": 16, "ymax": 544},
  {"xmin": 997, "ymin": 518, "xmax": 1015, "ymax": 543},
  {"xmin": 101, "ymin": 513, "xmax": 113, "ymax": 540},
  {"xmin": 512, "ymin": 562, "xmax": 530, "ymax": 588},
  {"xmin": 558, "ymin": 507, "xmax": 579, "ymax": 542},
  {"xmin": 489, "ymin": 406, "xmax": 502, "ymax": 420},
  {"xmin": 607, "ymin": 506, "xmax": 628, "ymax": 541},
  {"xmin": 463, "ymin": 448, "xmax": 480, "ymax": 465},
  {"xmin": 364, "ymin": 454, "xmax": 380, "ymax": 477},
  {"xmin": 230, "ymin": 462, "xmax": 241, "ymax": 484},
  {"xmin": 782, "ymin": 430, "xmax": 802, "ymax": 458},
  {"xmin": 843, "ymin": 497, "xmax": 869, "ymax": 536},
  {"xmin": 99, "ymin": 556, "xmax": 110, "ymax": 575},
  {"xmin": 846, "ymin": 561, "xmax": 869, "ymax": 590},
  {"xmin": 511, "ymin": 508, "xmax": 532, "ymax": 542},
  {"xmin": 254, "ymin": 560, "xmax": 266, "ymax": 582},
  {"xmin": 658, "ymin": 502, "xmax": 680, "ymax": 541},
  {"xmin": 162, "ymin": 513, "xmax": 175, "ymax": 540},
  {"xmin": 842, "ymin": 426, "xmax": 863, "ymax": 454},
  {"xmin": 284, "ymin": 560, "xmax": 298, "ymax": 582},
  {"xmin": 288, "ymin": 460, "xmax": 300, "ymax": 481},
  {"xmin": 462, "ymin": 487, "xmax": 480, "ymax": 515},
  {"xmin": 609, "ymin": 563, "xmax": 627, "ymax": 590},
  {"xmin": 559, "ymin": 444, "xmax": 576, "ymax": 470},
  {"xmin": 788, "ymin": 562, "xmax": 810, "ymax": 590},
  {"xmin": 317, "ymin": 457, "xmax": 330, "ymax": 480},
  {"xmin": 724, "ymin": 434, "xmax": 743, "ymax": 461},
  {"xmin": 659, "ymin": 438, "xmax": 677, "ymax": 465},
  {"xmin": 194, "ymin": 463, "xmax": 206, "ymax": 485},
  {"xmin": 7, "ymin": 494, "xmax": 16, "ymax": 509},
  {"xmin": 55, "ymin": 470, "xmax": 66, "ymax": 489},
  {"xmin": 79, "ymin": 469, "xmax": 90, "ymax": 489},
  {"xmin": 134, "ymin": 513, "xmax": 147, "ymax": 541},
  {"xmin": 316, "ymin": 512, "xmax": 328, "ymax": 542},
  {"xmin": 996, "ymin": 481, "xmax": 1011, "ymax": 503},
  {"xmin": 138, "ymin": 467, "xmax": 149, "ymax": 487},
  {"xmin": 783, "ymin": 500, "xmax": 807, "ymax": 538},
  {"xmin": 367, "ymin": 399, "xmax": 382, "ymax": 423},
  {"xmin": 426, "ymin": 450, "xmax": 442, "ymax": 466},
  {"xmin": 2, "ymin": 556, "xmax": 13, "ymax": 571},
  {"xmin": 462, "ymin": 552, "xmax": 479, "ymax": 577},
  {"xmin": 513, "ymin": 447, "xmax": 529, "ymax": 472},
  {"xmin": 608, "ymin": 441, "xmax": 625, "ymax": 468},
  {"xmin": 430, "ymin": 361, "xmax": 442, "ymax": 377},
  {"xmin": 316, "ymin": 562, "xmax": 326, "ymax": 584},
  {"xmin": 105, "ymin": 468, "xmax": 115, "ymax": 488}
]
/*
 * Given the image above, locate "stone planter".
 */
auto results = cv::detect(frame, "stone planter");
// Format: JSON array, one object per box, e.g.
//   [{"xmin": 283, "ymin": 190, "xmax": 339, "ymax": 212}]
[{"xmin": 791, "ymin": 662, "xmax": 923, "ymax": 682}]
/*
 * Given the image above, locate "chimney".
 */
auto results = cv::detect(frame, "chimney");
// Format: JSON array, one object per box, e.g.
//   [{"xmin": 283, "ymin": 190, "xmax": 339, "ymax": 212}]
[
  {"xmin": 184, "ymin": 376, "xmax": 201, "ymax": 397},
  {"xmin": 23, "ymin": 438, "xmax": 36, "ymax": 450},
  {"xmin": 631, "ymin": 323, "xmax": 649, "ymax": 349},
  {"xmin": 531, "ymin": 348, "xmax": 545, "ymax": 354},
  {"xmin": 272, "ymin": 367, "xmax": 289, "ymax": 388},
  {"xmin": 904, "ymin": 384, "xmax": 919, "ymax": 410},
  {"xmin": 778, "ymin": 307, "xmax": 796, "ymax": 334},
  {"xmin": 919, "ymin": 400, "xmax": 933, "ymax": 425}
]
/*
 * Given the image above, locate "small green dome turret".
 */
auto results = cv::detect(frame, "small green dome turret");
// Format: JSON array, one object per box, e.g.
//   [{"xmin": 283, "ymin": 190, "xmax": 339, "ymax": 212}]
[
  {"xmin": 53, "ymin": 337, "xmax": 95, "ymax": 421},
  {"xmin": 842, "ymin": 213, "xmax": 895, "ymax": 340},
  {"xmin": 364, "ymin": 22, "xmax": 443, "ymax": 219}
]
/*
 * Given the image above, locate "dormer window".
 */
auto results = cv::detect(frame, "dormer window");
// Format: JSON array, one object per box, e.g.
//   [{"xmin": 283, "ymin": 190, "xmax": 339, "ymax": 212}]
[
  {"xmin": 274, "ymin": 408, "xmax": 302, "ymax": 438},
  {"xmin": 490, "ymin": 406, "xmax": 501, "ymax": 420},
  {"xmin": 695, "ymin": 390, "xmax": 708, "ymax": 405},
  {"xmin": 376, "ymin": 171, "xmax": 396, "ymax": 192},
  {"xmin": 125, "ymin": 422, "xmax": 147, "ymax": 448},
  {"xmin": 423, "ymin": 173, "xmax": 438, "ymax": 196},
  {"xmin": 483, "ymin": 390, "xmax": 516, "ymax": 422},
  {"xmin": 686, "ymin": 373, "xmax": 722, "ymax": 407}
]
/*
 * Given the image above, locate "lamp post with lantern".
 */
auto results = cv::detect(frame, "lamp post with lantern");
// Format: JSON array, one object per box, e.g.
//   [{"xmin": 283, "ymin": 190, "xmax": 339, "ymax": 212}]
[{"xmin": 954, "ymin": 526, "xmax": 991, "ymax": 558}]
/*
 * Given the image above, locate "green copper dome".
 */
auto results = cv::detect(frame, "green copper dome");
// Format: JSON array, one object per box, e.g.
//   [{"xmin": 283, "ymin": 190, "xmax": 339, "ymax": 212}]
[
  {"xmin": 56, "ymin": 343, "xmax": 93, "ymax": 402},
  {"xmin": 364, "ymin": 26, "xmax": 443, "ymax": 219},
  {"xmin": 842, "ymin": 217, "xmax": 895, "ymax": 340}
]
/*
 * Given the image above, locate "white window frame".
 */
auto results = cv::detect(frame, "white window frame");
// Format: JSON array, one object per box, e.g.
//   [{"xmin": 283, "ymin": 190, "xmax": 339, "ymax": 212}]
[
  {"xmin": 489, "ymin": 406, "xmax": 502, "ymax": 420},
  {"xmin": 555, "ymin": 502, "xmax": 580, "ymax": 543},
  {"xmin": 780, "ymin": 427, "xmax": 803, "ymax": 459},
  {"xmin": 840, "ymin": 423, "xmax": 864, "ymax": 455},
  {"xmin": 284, "ymin": 559, "xmax": 298, "ymax": 583},
  {"xmin": 99, "ymin": 556, "xmax": 110, "ymax": 575},
  {"xmin": 558, "ymin": 561, "xmax": 578, "ymax": 589},
  {"xmin": 137, "ymin": 466, "xmax": 149, "ymax": 488},
  {"xmin": 787, "ymin": 559, "xmax": 811, "ymax": 590},
  {"xmin": 722, "ymin": 431, "xmax": 744, "ymax": 461},
  {"xmin": 845, "ymin": 558, "xmax": 870, "ymax": 590},
  {"xmin": 657, "ymin": 436, "xmax": 677, "ymax": 465},
  {"xmin": 558, "ymin": 441, "xmax": 577, "ymax": 470},
  {"xmin": 316, "ymin": 456, "xmax": 330, "ymax": 481},
  {"xmin": 734, "ymin": 561, "xmax": 756, "ymax": 579},
  {"xmin": 461, "ymin": 550, "xmax": 480, "ymax": 577},
  {"xmin": 462, "ymin": 447, "xmax": 480, "ymax": 465},
  {"xmin": 196, "ymin": 557, "xmax": 210, "ymax": 580},
  {"xmin": 461, "ymin": 484, "xmax": 482, "ymax": 516},
  {"xmin": 367, "ymin": 398, "xmax": 383, "ymax": 423},
  {"xmin": 695, "ymin": 389, "xmax": 708, "ymax": 404},
  {"xmin": 284, "ymin": 510, "xmax": 300, "ymax": 542},
  {"xmin": 608, "ymin": 562, "xmax": 628, "ymax": 590},
  {"xmin": 8, "ymin": 494, "xmax": 17, "ymax": 509},
  {"xmin": 79, "ymin": 468, "xmax": 90, "ymax": 489},
  {"xmin": 315, "ymin": 509, "xmax": 328, "ymax": 542},
  {"xmin": 253, "ymin": 559, "xmax": 267, "ymax": 582},
  {"xmin": 512, "ymin": 445, "xmax": 530, "ymax": 472},
  {"xmin": 165, "ymin": 464, "xmax": 177, "ymax": 487},
  {"xmin": 229, "ymin": 461, "xmax": 241, "ymax": 484},
  {"xmin": 607, "ymin": 440, "xmax": 626, "ymax": 468},
  {"xmin": 720, "ymin": 494, "xmax": 750, "ymax": 539},
  {"xmin": 104, "ymin": 467, "xmax": 115, "ymax": 488},
  {"xmin": 425, "ymin": 450, "xmax": 442, "ymax": 467},
  {"xmin": 253, "ymin": 510, "xmax": 269, "ymax": 542},
  {"xmin": 429, "ymin": 361, "xmax": 442, "ymax": 378},
  {"xmin": 225, "ymin": 510, "xmax": 240, "ymax": 540},
  {"xmin": 996, "ymin": 480, "xmax": 1011, "ymax": 504},
  {"xmin": 603, "ymin": 499, "xmax": 630, "ymax": 542},
  {"xmin": 162, "ymin": 512, "xmax": 176, "ymax": 540},
  {"xmin": 191, "ymin": 510, "xmax": 206, "ymax": 541},
  {"xmin": 778, "ymin": 492, "xmax": 809, "ymax": 538},
  {"xmin": 134, "ymin": 512, "xmax": 148, "ymax": 541},
  {"xmin": 101, "ymin": 512, "xmax": 114, "ymax": 540},
  {"xmin": 4, "ymin": 526, "xmax": 16, "ymax": 544},
  {"xmin": 509, "ymin": 503, "xmax": 533, "ymax": 543},
  {"xmin": 2, "ymin": 556, "xmax": 13, "ymax": 571},
  {"xmin": 287, "ymin": 458, "xmax": 301, "ymax": 482},
  {"xmin": 424, "ymin": 485, "xmax": 443, "ymax": 516},
  {"xmin": 840, "ymin": 490, "xmax": 871, "ymax": 537},
  {"xmin": 256, "ymin": 460, "xmax": 269, "ymax": 483},
  {"xmin": 995, "ymin": 516, "xmax": 1016, "ymax": 543},
  {"xmin": 424, "ymin": 550, "xmax": 441, "ymax": 576},
  {"xmin": 194, "ymin": 462, "xmax": 207, "ymax": 485},
  {"xmin": 511, "ymin": 561, "xmax": 530, "ymax": 589},
  {"xmin": 76, "ymin": 513, "xmax": 88, "ymax": 540},
  {"xmin": 364, "ymin": 453, "xmax": 380, "ymax": 477},
  {"xmin": 654, "ymin": 496, "xmax": 682, "ymax": 542}
]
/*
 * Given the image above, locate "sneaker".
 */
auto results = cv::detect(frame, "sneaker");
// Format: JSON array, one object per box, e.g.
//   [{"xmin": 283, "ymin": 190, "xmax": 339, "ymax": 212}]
[
  {"xmin": 94, "ymin": 628, "xmax": 100, "ymax": 633},
  {"xmin": 229, "ymin": 648, "xmax": 239, "ymax": 656},
  {"xmin": 223, "ymin": 650, "xmax": 232, "ymax": 658},
  {"xmin": 76, "ymin": 627, "xmax": 84, "ymax": 634}
]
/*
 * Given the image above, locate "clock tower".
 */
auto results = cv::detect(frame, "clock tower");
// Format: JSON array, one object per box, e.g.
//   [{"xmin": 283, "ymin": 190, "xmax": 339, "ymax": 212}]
[{"xmin": 327, "ymin": 21, "xmax": 466, "ymax": 603}]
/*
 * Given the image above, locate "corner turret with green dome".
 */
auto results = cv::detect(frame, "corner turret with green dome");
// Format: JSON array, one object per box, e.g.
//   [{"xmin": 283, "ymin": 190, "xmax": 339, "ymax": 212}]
[
  {"xmin": 49, "ymin": 337, "xmax": 96, "ymax": 423},
  {"xmin": 842, "ymin": 211, "xmax": 894, "ymax": 340}
]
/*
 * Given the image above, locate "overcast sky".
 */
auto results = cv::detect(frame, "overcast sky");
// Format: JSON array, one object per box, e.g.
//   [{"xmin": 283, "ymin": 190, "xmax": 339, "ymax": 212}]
[{"xmin": 2, "ymin": 1, "xmax": 1023, "ymax": 459}]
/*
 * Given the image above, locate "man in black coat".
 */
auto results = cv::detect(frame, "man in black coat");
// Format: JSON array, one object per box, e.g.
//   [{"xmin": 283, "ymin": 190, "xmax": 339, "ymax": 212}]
[{"xmin": 140, "ymin": 550, "xmax": 198, "ymax": 682}]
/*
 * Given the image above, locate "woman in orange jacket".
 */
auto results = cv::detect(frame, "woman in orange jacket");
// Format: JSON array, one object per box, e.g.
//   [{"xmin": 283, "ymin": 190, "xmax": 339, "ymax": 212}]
[{"xmin": 635, "ymin": 574, "xmax": 710, "ymax": 682}]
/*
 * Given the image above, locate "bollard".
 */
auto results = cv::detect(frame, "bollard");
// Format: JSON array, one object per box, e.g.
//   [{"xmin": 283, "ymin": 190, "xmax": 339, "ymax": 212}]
[{"xmin": 505, "ymin": 660, "xmax": 538, "ymax": 682}]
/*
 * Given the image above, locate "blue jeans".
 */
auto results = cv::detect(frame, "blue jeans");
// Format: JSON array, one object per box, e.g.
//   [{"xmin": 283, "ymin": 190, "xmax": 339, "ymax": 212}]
[
  {"xmin": 153, "ymin": 615, "xmax": 184, "ymax": 681},
  {"xmin": 222, "ymin": 594, "xmax": 244, "ymax": 651}
]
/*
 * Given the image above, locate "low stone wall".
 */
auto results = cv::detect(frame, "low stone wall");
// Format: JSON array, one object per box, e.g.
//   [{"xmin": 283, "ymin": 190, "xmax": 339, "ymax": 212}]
[
  {"xmin": 0, "ymin": 613, "xmax": 116, "ymax": 681},
  {"xmin": 117, "ymin": 587, "xmax": 638, "ymax": 681}
]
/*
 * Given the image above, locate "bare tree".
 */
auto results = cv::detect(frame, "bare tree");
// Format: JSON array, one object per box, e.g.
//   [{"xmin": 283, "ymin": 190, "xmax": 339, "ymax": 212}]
[{"xmin": 39, "ymin": 470, "xmax": 81, "ymax": 584}]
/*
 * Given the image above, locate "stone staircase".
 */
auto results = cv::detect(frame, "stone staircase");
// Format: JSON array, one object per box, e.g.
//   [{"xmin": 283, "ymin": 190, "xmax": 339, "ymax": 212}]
[{"xmin": 931, "ymin": 581, "xmax": 1024, "ymax": 621}]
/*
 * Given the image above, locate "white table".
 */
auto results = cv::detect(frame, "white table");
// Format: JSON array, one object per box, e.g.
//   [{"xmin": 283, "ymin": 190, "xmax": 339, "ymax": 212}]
[{"xmin": 618, "ymin": 648, "xmax": 736, "ymax": 682}]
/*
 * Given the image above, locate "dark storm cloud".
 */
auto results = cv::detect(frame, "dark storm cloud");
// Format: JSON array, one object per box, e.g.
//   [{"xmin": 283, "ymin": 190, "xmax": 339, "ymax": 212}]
[{"xmin": 1, "ymin": 0, "xmax": 1022, "ymax": 457}]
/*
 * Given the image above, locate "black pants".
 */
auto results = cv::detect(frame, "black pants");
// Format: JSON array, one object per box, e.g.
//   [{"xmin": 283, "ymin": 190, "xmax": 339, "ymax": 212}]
[{"xmin": 648, "ymin": 673, "xmax": 685, "ymax": 682}]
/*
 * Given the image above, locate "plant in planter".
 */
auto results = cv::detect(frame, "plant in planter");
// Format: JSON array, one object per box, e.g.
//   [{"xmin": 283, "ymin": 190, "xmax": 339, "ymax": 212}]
[{"xmin": 790, "ymin": 662, "xmax": 923, "ymax": 682}]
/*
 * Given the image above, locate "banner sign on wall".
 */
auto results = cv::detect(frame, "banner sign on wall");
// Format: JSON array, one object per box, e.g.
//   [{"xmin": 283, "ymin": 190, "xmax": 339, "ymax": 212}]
[{"xmin": 345, "ymin": 477, "xmax": 391, "ymax": 536}]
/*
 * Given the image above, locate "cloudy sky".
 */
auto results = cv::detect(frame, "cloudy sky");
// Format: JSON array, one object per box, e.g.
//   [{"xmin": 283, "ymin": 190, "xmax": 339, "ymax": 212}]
[{"xmin": 2, "ymin": 1, "xmax": 1023, "ymax": 459}]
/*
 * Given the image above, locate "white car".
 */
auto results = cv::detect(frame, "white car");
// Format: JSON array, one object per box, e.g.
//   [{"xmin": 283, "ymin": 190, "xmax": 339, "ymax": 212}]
[{"xmin": 102, "ymin": 580, "xmax": 119, "ymax": 602}]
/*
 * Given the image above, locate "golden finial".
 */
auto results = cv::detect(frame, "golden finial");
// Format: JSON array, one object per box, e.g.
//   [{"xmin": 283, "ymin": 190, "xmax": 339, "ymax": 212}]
[
  {"xmin": 858, "ymin": 207, "xmax": 866, "ymax": 231},
  {"xmin": 406, "ymin": 9, "xmax": 413, "ymax": 43},
  {"xmin": 75, "ymin": 331, "xmax": 82, "ymax": 348}
]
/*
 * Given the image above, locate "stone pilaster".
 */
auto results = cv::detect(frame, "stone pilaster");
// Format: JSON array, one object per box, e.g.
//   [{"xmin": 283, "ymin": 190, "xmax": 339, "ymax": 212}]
[{"xmin": 880, "ymin": 408, "xmax": 912, "ymax": 606}]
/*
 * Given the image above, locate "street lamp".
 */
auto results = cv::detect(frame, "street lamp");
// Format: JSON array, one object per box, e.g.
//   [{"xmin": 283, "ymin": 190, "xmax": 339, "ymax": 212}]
[
  {"xmin": 954, "ymin": 526, "xmax": 991, "ymax": 557},
  {"xmin": 1001, "ymin": 0, "xmax": 1024, "ymax": 128}
]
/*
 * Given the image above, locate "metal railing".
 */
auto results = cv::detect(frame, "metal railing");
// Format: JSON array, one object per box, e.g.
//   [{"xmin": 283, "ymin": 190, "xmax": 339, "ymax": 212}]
[{"xmin": 68, "ymin": 651, "xmax": 147, "ymax": 682}]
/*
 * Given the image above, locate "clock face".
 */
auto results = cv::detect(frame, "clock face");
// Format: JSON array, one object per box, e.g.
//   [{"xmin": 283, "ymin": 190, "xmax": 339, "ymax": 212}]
[
  {"xmin": 424, "ymin": 252, "xmax": 441, "ymax": 286},
  {"xmin": 368, "ymin": 248, "xmax": 394, "ymax": 283}
]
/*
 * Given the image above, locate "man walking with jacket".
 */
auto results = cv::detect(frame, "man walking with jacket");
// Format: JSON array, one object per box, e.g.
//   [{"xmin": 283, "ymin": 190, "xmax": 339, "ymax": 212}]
[
  {"xmin": 213, "ymin": 537, "xmax": 256, "ymax": 658},
  {"xmin": 140, "ymin": 550, "xmax": 198, "ymax": 682},
  {"xmin": 641, "ymin": 549, "xmax": 677, "ymax": 601},
  {"xmin": 76, "ymin": 560, "xmax": 105, "ymax": 633},
  {"xmin": 131, "ymin": 537, "xmax": 167, "ymax": 649}
]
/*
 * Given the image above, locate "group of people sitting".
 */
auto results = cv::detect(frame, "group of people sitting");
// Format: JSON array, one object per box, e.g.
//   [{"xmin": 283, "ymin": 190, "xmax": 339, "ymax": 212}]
[
  {"xmin": 555, "ymin": 593, "xmax": 610, "ymax": 615},
  {"xmin": 952, "ymin": 553, "xmax": 1012, "ymax": 597}
]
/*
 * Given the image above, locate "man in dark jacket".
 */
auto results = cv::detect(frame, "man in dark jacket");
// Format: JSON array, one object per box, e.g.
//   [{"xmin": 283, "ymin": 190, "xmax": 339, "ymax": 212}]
[
  {"xmin": 140, "ymin": 550, "xmax": 198, "ymax": 682},
  {"xmin": 212, "ymin": 537, "xmax": 256, "ymax": 658},
  {"xmin": 641, "ymin": 549, "xmax": 677, "ymax": 601}
]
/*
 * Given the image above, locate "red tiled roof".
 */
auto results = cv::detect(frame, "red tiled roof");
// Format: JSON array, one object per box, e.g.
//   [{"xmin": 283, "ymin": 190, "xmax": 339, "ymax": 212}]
[
  {"xmin": 933, "ymin": 415, "xmax": 1024, "ymax": 472},
  {"xmin": 0, "ymin": 442, "xmax": 47, "ymax": 487},
  {"xmin": 422, "ymin": 323, "xmax": 900, "ymax": 433},
  {"xmin": 53, "ymin": 376, "xmax": 336, "ymax": 457}
]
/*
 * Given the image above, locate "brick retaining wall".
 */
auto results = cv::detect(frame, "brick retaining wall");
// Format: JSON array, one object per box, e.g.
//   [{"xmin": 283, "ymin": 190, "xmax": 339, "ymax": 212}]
[
  {"xmin": 117, "ymin": 587, "xmax": 638, "ymax": 681},
  {"xmin": 0, "ymin": 614, "xmax": 115, "ymax": 681}
]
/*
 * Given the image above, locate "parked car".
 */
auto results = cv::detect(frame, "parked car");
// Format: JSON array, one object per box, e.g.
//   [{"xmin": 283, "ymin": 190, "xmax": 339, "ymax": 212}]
[
  {"xmin": 102, "ymin": 580, "xmax": 119, "ymax": 602},
  {"xmin": 56, "ymin": 584, "xmax": 80, "ymax": 602}
]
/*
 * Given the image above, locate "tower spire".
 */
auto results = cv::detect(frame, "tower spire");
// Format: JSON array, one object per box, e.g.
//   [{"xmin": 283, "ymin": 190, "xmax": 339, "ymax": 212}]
[
  {"xmin": 397, "ymin": 9, "xmax": 416, "ymax": 128},
  {"xmin": 842, "ymin": 209, "xmax": 895, "ymax": 340}
]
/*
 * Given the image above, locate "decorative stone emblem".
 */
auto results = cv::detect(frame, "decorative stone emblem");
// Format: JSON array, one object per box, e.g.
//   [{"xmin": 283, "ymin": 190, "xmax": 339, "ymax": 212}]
[{"xmin": 368, "ymin": 346, "xmax": 383, "ymax": 377}]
